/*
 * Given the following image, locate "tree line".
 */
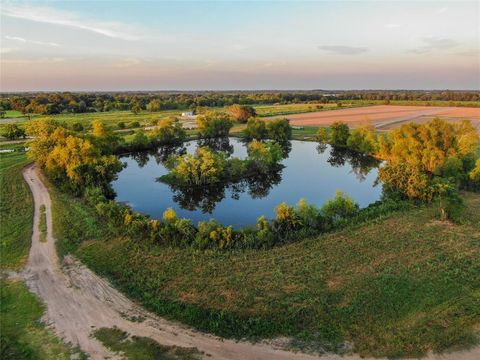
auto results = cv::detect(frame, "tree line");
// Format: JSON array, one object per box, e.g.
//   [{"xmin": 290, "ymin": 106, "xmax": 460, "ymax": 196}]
[{"xmin": 1, "ymin": 90, "xmax": 478, "ymax": 116}]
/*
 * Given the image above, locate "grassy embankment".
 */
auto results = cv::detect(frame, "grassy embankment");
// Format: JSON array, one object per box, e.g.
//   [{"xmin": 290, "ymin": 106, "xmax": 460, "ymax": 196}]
[
  {"xmin": 49, "ymin": 167, "xmax": 480, "ymax": 358},
  {"xmin": 0, "ymin": 148, "xmax": 80, "ymax": 359}
]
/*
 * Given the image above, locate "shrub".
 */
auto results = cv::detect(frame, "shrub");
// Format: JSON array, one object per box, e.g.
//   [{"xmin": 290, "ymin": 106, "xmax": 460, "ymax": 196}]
[
  {"xmin": 321, "ymin": 190, "xmax": 359, "ymax": 225},
  {"xmin": 346, "ymin": 125, "xmax": 377, "ymax": 155},
  {"xmin": 130, "ymin": 121, "xmax": 141, "ymax": 128},
  {"xmin": 149, "ymin": 117, "xmax": 186, "ymax": 146},
  {"xmin": 227, "ymin": 104, "xmax": 256, "ymax": 123},
  {"xmin": 2, "ymin": 124, "xmax": 25, "ymax": 140},
  {"xmin": 244, "ymin": 118, "xmax": 267, "ymax": 140},
  {"xmin": 329, "ymin": 122, "xmax": 350, "ymax": 147},
  {"xmin": 294, "ymin": 198, "xmax": 324, "ymax": 230},
  {"xmin": 71, "ymin": 122, "xmax": 84, "ymax": 132},
  {"xmin": 266, "ymin": 119, "xmax": 292, "ymax": 143},
  {"xmin": 195, "ymin": 219, "xmax": 235, "ymax": 249},
  {"xmin": 117, "ymin": 122, "xmax": 126, "ymax": 129},
  {"xmin": 196, "ymin": 111, "xmax": 233, "ymax": 138},
  {"xmin": 272, "ymin": 202, "xmax": 301, "ymax": 236}
]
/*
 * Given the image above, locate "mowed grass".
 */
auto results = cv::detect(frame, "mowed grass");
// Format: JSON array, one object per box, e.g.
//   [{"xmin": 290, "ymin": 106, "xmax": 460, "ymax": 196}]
[
  {"xmin": 50, "ymin": 178, "xmax": 480, "ymax": 357},
  {"xmin": 0, "ymin": 150, "xmax": 33, "ymax": 270},
  {"xmin": 94, "ymin": 327, "xmax": 202, "ymax": 360}
]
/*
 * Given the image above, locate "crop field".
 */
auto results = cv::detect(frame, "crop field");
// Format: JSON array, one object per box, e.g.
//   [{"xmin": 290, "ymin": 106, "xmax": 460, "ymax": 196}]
[{"xmin": 265, "ymin": 105, "xmax": 480, "ymax": 131}]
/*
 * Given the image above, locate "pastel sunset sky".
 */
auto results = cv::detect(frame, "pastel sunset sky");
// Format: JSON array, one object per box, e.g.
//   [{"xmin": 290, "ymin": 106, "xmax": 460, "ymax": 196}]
[{"xmin": 1, "ymin": 0, "xmax": 479, "ymax": 91}]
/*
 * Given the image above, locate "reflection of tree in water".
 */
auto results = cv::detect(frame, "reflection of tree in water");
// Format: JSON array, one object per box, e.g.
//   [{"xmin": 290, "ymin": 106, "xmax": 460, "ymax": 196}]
[
  {"xmin": 198, "ymin": 137, "xmax": 233, "ymax": 155},
  {"xmin": 163, "ymin": 165, "xmax": 284, "ymax": 213},
  {"xmin": 245, "ymin": 165, "xmax": 283, "ymax": 198},
  {"xmin": 171, "ymin": 184, "xmax": 227, "ymax": 213},
  {"xmin": 317, "ymin": 145, "xmax": 380, "ymax": 182},
  {"xmin": 153, "ymin": 145, "xmax": 187, "ymax": 165}
]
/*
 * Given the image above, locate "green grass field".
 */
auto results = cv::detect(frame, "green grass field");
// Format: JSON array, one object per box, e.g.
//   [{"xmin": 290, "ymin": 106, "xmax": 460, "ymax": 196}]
[
  {"xmin": 50, "ymin": 175, "xmax": 480, "ymax": 357},
  {"xmin": 0, "ymin": 150, "xmax": 33, "ymax": 270}
]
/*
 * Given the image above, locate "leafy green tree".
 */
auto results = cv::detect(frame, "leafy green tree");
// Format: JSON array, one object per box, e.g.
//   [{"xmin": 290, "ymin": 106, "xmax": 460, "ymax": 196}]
[
  {"xmin": 346, "ymin": 125, "xmax": 377, "ymax": 154},
  {"xmin": 2, "ymin": 124, "xmax": 25, "ymax": 140},
  {"xmin": 244, "ymin": 118, "xmax": 267, "ymax": 140},
  {"xmin": 147, "ymin": 99, "xmax": 162, "ymax": 112},
  {"xmin": 131, "ymin": 102, "xmax": 142, "ymax": 115},
  {"xmin": 266, "ymin": 118, "xmax": 292, "ymax": 143},
  {"xmin": 329, "ymin": 122, "xmax": 350, "ymax": 147},
  {"xmin": 149, "ymin": 117, "xmax": 186, "ymax": 145},
  {"xmin": 196, "ymin": 111, "xmax": 233, "ymax": 138}
]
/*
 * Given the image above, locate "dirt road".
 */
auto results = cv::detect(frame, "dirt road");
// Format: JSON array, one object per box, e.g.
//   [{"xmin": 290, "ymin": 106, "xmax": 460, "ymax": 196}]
[{"xmin": 20, "ymin": 164, "xmax": 479, "ymax": 360}]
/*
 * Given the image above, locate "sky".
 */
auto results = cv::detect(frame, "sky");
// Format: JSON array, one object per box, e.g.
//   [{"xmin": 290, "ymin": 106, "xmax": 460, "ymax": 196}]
[{"xmin": 1, "ymin": 0, "xmax": 479, "ymax": 91}]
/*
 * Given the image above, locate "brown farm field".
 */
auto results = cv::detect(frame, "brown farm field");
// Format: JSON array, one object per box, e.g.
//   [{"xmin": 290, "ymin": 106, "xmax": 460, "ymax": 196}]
[{"xmin": 266, "ymin": 105, "xmax": 480, "ymax": 131}]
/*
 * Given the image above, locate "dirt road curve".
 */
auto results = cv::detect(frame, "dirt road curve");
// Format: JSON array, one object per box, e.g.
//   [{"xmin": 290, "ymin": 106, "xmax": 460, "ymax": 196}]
[{"xmin": 21, "ymin": 164, "xmax": 479, "ymax": 360}]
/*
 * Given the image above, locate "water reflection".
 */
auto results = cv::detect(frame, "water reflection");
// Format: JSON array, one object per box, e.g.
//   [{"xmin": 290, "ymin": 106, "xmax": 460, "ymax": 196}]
[
  {"xmin": 113, "ymin": 138, "xmax": 382, "ymax": 227},
  {"xmin": 317, "ymin": 145, "xmax": 380, "ymax": 182},
  {"xmin": 162, "ymin": 164, "xmax": 284, "ymax": 213}
]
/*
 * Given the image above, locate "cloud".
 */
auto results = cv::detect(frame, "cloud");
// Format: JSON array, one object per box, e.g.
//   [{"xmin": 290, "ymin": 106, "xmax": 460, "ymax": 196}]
[
  {"xmin": 1, "ymin": 3, "xmax": 143, "ymax": 41},
  {"xmin": 435, "ymin": 7, "xmax": 448, "ymax": 15},
  {"xmin": 385, "ymin": 23, "xmax": 400, "ymax": 28},
  {"xmin": 5, "ymin": 35, "xmax": 60, "ymax": 47},
  {"xmin": 407, "ymin": 37, "xmax": 458, "ymax": 54},
  {"xmin": 318, "ymin": 45, "xmax": 369, "ymax": 55}
]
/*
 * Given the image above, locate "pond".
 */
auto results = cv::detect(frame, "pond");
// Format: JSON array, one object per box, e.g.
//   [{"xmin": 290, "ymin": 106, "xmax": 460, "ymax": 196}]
[{"xmin": 112, "ymin": 138, "xmax": 382, "ymax": 227}]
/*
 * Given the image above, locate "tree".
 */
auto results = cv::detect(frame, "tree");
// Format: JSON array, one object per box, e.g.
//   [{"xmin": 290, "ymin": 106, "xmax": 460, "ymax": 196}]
[
  {"xmin": 377, "ymin": 118, "xmax": 480, "ymax": 201},
  {"xmin": 149, "ymin": 117, "xmax": 186, "ymax": 146},
  {"xmin": 329, "ymin": 122, "xmax": 350, "ymax": 147},
  {"xmin": 196, "ymin": 111, "xmax": 233, "ymax": 138},
  {"xmin": 147, "ymin": 99, "xmax": 162, "ymax": 112},
  {"xmin": 2, "ymin": 124, "xmax": 25, "ymax": 140},
  {"xmin": 266, "ymin": 119, "xmax": 292, "ymax": 143},
  {"xmin": 244, "ymin": 118, "xmax": 267, "ymax": 140},
  {"xmin": 131, "ymin": 102, "xmax": 142, "ymax": 115},
  {"xmin": 226, "ymin": 104, "xmax": 256, "ymax": 123},
  {"xmin": 346, "ymin": 125, "xmax": 378, "ymax": 155}
]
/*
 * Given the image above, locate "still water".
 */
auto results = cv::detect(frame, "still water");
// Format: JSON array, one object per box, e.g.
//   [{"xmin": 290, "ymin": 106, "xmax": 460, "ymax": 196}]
[{"xmin": 112, "ymin": 138, "xmax": 382, "ymax": 227}]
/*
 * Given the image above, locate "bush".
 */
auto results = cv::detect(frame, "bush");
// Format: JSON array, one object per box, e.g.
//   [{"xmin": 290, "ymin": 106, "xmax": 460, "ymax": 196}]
[
  {"xmin": 227, "ymin": 104, "xmax": 256, "ymax": 123},
  {"xmin": 2, "ymin": 124, "xmax": 25, "ymax": 140},
  {"xmin": 346, "ymin": 125, "xmax": 377, "ymax": 155},
  {"xmin": 196, "ymin": 111, "xmax": 233, "ymax": 138},
  {"xmin": 71, "ymin": 122, "xmax": 84, "ymax": 132},
  {"xmin": 149, "ymin": 117, "xmax": 186, "ymax": 146},
  {"xmin": 329, "ymin": 122, "xmax": 350, "ymax": 147},
  {"xmin": 195, "ymin": 219, "xmax": 235, "ymax": 249},
  {"xmin": 321, "ymin": 190, "xmax": 359, "ymax": 225},
  {"xmin": 129, "ymin": 121, "xmax": 141, "ymax": 128},
  {"xmin": 266, "ymin": 119, "xmax": 292, "ymax": 143},
  {"xmin": 244, "ymin": 118, "xmax": 267, "ymax": 140},
  {"xmin": 117, "ymin": 122, "xmax": 126, "ymax": 129}
]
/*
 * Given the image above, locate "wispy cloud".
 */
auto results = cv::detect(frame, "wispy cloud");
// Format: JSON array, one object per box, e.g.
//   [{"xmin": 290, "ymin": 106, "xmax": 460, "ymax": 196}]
[
  {"xmin": 5, "ymin": 35, "xmax": 60, "ymax": 47},
  {"xmin": 406, "ymin": 37, "xmax": 458, "ymax": 54},
  {"xmin": 318, "ymin": 45, "xmax": 369, "ymax": 55},
  {"xmin": 435, "ymin": 7, "xmax": 448, "ymax": 15},
  {"xmin": 385, "ymin": 23, "xmax": 400, "ymax": 29},
  {"xmin": 1, "ymin": 3, "xmax": 143, "ymax": 41}
]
